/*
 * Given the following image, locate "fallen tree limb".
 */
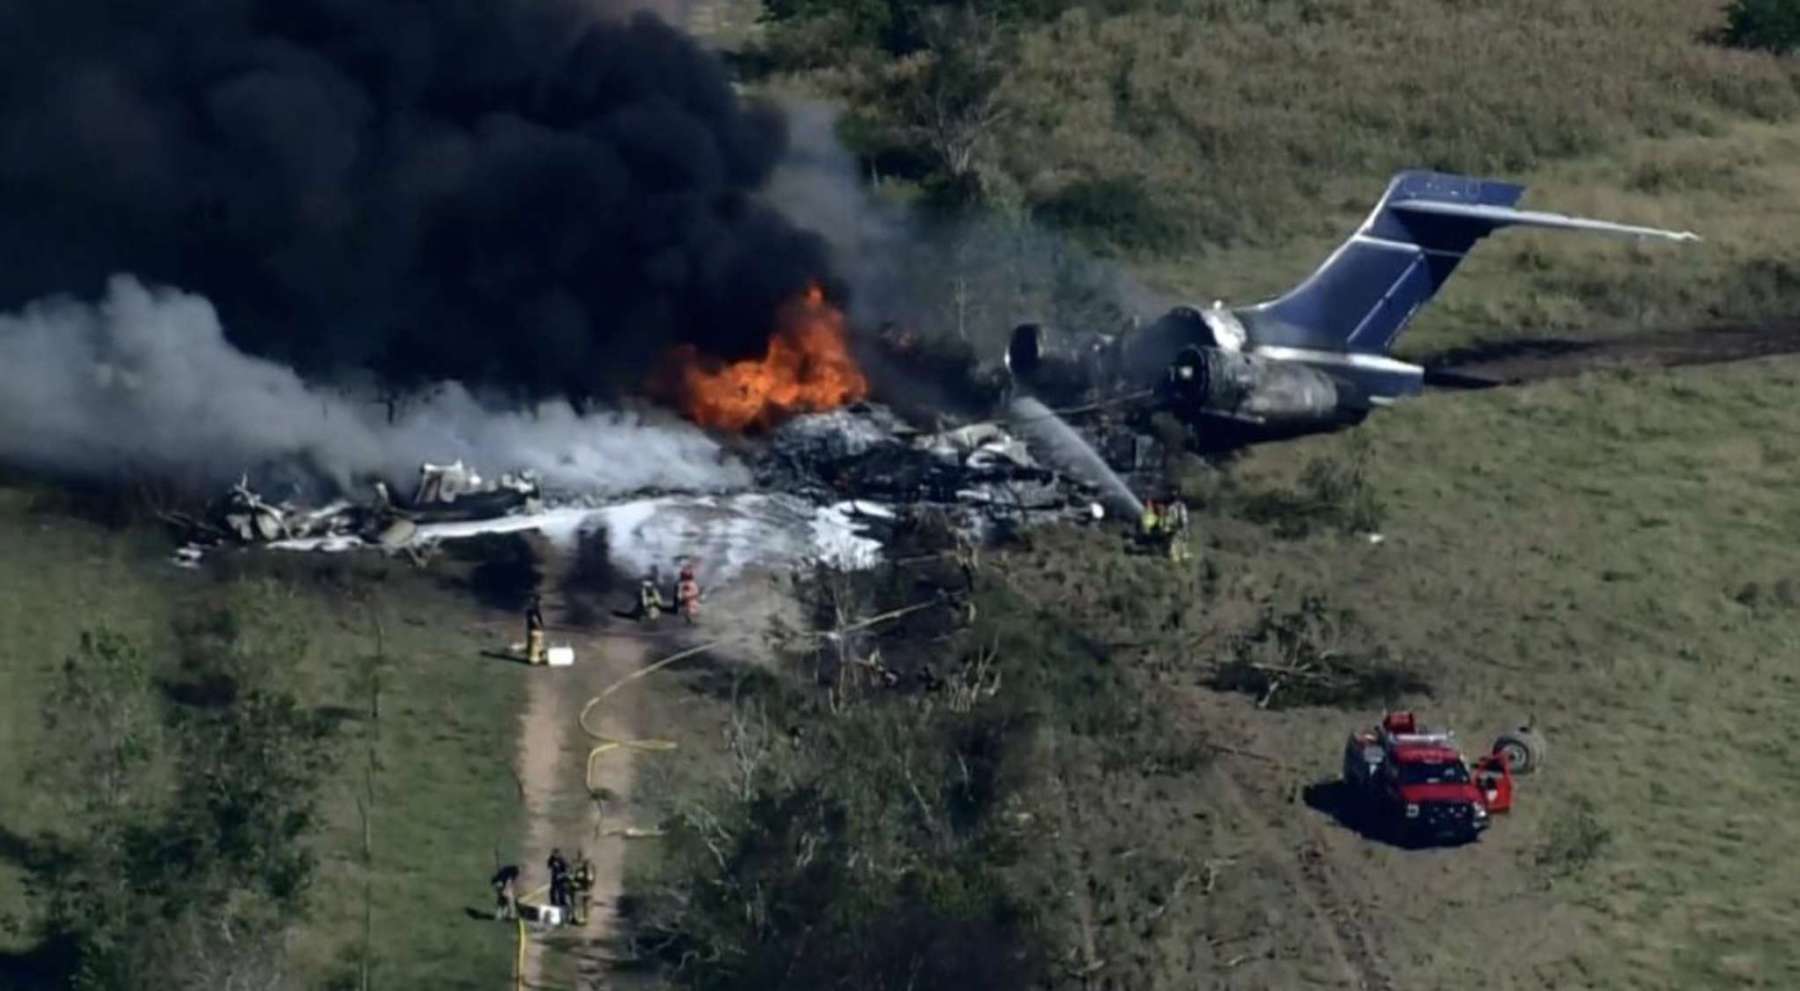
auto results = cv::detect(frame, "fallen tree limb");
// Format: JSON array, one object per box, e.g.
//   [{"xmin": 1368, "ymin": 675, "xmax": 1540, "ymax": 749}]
[
  {"xmin": 811, "ymin": 599, "xmax": 945, "ymax": 639},
  {"xmin": 1202, "ymin": 742, "xmax": 1292, "ymax": 768}
]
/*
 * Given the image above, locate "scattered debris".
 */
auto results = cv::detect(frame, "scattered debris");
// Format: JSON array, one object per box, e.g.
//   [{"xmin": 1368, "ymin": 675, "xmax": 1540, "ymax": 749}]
[
  {"xmin": 403, "ymin": 461, "xmax": 542, "ymax": 523},
  {"xmin": 165, "ymin": 404, "xmax": 1127, "ymax": 576},
  {"xmin": 169, "ymin": 462, "xmax": 546, "ymax": 564},
  {"xmin": 756, "ymin": 402, "xmax": 1112, "ymax": 545}
]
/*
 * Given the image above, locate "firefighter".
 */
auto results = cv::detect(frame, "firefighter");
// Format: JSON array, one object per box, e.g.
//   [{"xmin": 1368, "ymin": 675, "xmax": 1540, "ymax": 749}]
[
  {"xmin": 1139, "ymin": 500, "xmax": 1162, "ymax": 549},
  {"xmin": 547, "ymin": 848, "xmax": 571, "ymax": 911},
  {"xmin": 1165, "ymin": 498, "xmax": 1191, "ymax": 563},
  {"xmin": 676, "ymin": 564, "xmax": 701, "ymax": 625},
  {"xmin": 525, "ymin": 594, "xmax": 546, "ymax": 665},
  {"xmin": 953, "ymin": 532, "xmax": 979, "ymax": 589},
  {"xmin": 638, "ymin": 578, "xmax": 665, "ymax": 622},
  {"xmin": 571, "ymin": 851, "xmax": 597, "ymax": 925},
  {"xmin": 491, "ymin": 863, "xmax": 521, "ymax": 921}
]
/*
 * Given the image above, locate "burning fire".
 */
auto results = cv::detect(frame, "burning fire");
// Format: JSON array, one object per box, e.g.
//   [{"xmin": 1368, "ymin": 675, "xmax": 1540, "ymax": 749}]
[{"xmin": 657, "ymin": 283, "xmax": 869, "ymax": 432}]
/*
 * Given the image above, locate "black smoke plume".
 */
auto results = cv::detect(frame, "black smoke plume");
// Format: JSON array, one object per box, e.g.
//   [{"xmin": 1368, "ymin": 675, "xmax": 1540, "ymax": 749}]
[{"xmin": 0, "ymin": 0, "xmax": 837, "ymax": 401}]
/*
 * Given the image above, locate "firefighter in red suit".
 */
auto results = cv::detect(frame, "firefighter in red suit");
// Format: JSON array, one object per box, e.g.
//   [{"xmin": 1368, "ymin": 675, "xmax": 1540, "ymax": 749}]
[{"xmin": 676, "ymin": 563, "xmax": 702, "ymax": 624}]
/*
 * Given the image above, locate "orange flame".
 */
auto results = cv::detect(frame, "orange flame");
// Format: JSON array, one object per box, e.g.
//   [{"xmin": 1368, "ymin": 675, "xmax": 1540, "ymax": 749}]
[{"xmin": 656, "ymin": 283, "xmax": 869, "ymax": 432}]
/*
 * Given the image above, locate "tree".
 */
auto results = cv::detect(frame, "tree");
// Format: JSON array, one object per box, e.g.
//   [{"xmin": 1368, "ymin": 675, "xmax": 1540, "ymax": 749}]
[
  {"xmin": 873, "ymin": 7, "xmax": 1016, "ymax": 201},
  {"xmin": 17, "ymin": 620, "xmax": 337, "ymax": 990},
  {"xmin": 1722, "ymin": 0, "xmax": 1800, "ymax": 54}
]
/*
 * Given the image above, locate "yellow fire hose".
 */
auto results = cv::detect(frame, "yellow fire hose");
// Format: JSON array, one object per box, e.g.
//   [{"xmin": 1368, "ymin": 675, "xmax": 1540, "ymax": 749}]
[
  {"xmin": 513, "ymin": 611, "xmax": 940, "ymax": 987},
  {"xmin": 579, "ymin": 640, "xmax": 722, "ymax": 793},
  {"xmin": 514, "ymin": 916, "xmax": 525, "ymax": 991}
]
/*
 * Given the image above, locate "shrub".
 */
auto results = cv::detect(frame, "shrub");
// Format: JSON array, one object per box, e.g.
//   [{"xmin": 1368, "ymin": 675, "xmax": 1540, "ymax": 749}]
[{"xmin": 1032, "ymin": 175, "xmax": 1182, "ymax": 252}]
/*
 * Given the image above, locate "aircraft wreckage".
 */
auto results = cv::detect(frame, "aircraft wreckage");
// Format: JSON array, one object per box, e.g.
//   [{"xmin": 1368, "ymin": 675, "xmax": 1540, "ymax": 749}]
[
  {"xmin": 175, "ymin": 411, "xmax": 1109, "ymax": 577},
  {"xmin": 176, "ymin": 461, "xmax": 543, "ymax": 560},
  {"xmin": 175, "ymin": 169, "xmax": 1692, "ymax": 570}
]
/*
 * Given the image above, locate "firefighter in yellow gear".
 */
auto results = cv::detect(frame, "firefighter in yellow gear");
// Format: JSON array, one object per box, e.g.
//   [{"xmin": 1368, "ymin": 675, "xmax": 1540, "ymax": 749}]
[
  {"xmin": 525, "ymin": 595, "xmax": 546, "ymax": 664},
  {"xmin": 570, "ymin": 851, "xmax": 597, "ymax": 925},
  {"xmin": 1165, "ymin": 499, "xmax": 1190, "ymax": 562},
  {"xmin": 638, "ymin": 579, "xmax": 665, "ymax": 622},
  {"xmin": 1139, "ymin": 501, "xmax": 1161, "ymax": 542}
]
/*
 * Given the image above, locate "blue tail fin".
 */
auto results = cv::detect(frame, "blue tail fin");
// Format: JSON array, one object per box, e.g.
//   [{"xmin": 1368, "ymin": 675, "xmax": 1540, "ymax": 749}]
[{"xmin": 1236, "ymin": 171, "xmax": 1699, "ymax": 357}]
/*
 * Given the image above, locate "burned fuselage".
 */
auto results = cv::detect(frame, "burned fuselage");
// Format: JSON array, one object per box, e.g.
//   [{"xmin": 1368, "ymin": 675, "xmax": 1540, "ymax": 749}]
[
  {"xmin": 1001, "ymin": 171, "xmax": 1701, "ymax": 452},
  {"xmin": 1004, "ymin": 304, "xmax": 1371, "ymax": 447}
]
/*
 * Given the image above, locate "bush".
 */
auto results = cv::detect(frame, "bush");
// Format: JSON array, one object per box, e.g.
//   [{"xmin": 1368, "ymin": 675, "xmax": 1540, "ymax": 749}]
[
  {"xmin": 624, "ymin": 564, "xmax": 1165, "ymax": 991},
  {"xmin": 1235, "ymin": 436, "xmax": 1386, "ymax": 538},
  {"xmin": 15, "ymin": 621, "xmax": 337, "ymax": 989},
  {"xmin": 1032, "ymin": 175, "xmax": 1182, "ymax": 252},
  {"xmin": 1721, "ymin": 0, "xmax": 1800, "ymax": 55},
  {"xmin": 1207, "ymin": 594, "xmax": 1430, "ymax": 709}
]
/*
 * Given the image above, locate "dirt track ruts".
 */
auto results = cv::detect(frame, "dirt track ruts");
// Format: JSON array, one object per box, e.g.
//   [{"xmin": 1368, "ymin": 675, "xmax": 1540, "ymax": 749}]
[
  {"xmin": 1420, "ymin": 318, "xmax": 1800, "ymax": 387},
  {"xmin": 1210, "ymin": 760, "xmax": 1398, "ymax": 991}
]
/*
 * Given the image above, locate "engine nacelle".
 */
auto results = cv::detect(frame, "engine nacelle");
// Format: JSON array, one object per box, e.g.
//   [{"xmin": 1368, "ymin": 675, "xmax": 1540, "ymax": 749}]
[
  {"xmin": 1165, "ymin": 346, "xmax": 1341, "ymax": 423},
  {"xmin": 1005, "ymin": 323, "xmax": 1121, "ymax": 401}
]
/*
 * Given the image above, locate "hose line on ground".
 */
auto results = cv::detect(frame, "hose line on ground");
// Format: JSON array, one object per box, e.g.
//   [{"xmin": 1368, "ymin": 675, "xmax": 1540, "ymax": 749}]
[{"xmin": 579, "ymin": 639, "xmax": 723, "ymax": 794}]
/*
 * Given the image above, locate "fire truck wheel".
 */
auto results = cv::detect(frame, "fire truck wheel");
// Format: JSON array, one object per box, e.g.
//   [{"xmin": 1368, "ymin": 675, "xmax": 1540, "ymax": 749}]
[{"xmin": 1493, "ymin": 728, "xmax": 1546, "ymax": 775}]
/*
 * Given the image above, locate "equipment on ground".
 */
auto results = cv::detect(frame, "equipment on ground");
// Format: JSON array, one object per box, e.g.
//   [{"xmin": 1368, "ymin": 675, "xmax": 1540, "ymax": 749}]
[{"xmin": 1340, "ymin": 710, "xmax": 1542, "ymax": 846}]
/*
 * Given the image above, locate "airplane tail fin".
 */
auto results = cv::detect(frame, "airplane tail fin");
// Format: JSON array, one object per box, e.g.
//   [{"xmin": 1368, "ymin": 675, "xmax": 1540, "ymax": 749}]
[{"xmin": 1237, "ymin": 171, "xmax": 1699, "ymax": 357}]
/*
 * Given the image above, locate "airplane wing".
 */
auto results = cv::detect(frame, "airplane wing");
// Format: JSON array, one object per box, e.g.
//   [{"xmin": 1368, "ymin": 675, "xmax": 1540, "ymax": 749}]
[{"xmin": 1388, "ymin": 200, "xmax": 1701, "ymax": 242}]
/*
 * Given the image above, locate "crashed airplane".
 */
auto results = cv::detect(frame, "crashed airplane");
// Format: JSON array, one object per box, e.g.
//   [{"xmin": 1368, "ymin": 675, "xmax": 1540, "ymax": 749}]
[{"xmin": 1002, "ymin": 170, "xmax": 1701, "ymax": 448}]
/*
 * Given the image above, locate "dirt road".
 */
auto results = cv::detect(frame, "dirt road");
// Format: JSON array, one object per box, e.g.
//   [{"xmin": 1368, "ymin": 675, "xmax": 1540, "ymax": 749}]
[
  {"xmin": 1420, "ymin": 318, "xmax": 1800, "ymax": 387},
  {"xmin": 502, "ymin": 533, "xmax": 684, "ymax": 991}
]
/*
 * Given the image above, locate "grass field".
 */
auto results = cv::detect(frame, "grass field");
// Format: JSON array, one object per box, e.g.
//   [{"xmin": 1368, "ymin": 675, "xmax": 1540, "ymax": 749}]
[
  {"xmin": 1215, "ymin": 354, "xmax": 1800, "ymax": 987},
  {"xmin": 973, "ymin": 351, "xmax": 1800, "ymax": 989},
  {"xmin": 3, "ymin": 2, "xmax": 1798, "ymax": 988},
  {"xmin": 0, "ymin": 489, "xmax": 532, "ymax": 990}
]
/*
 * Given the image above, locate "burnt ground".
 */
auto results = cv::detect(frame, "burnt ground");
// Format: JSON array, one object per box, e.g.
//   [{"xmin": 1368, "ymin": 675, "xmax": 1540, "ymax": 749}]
[{"xmin": 1417, "ymin": 318, "xmax": 1800, "ymax": 388}]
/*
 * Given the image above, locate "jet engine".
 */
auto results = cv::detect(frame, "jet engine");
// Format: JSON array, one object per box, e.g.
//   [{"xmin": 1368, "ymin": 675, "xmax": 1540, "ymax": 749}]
[
  {"xmin": 1008, "ymin": 312, "xmax": 1352, "ymax": 424},
  {"xmin": 1163, "ymin": 346, "xmax": 1344, "ymax": 424}
]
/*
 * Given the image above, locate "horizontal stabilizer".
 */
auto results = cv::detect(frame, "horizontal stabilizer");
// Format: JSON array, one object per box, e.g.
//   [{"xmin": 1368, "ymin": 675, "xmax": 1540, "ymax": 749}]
[{"xmin": 1388, "ymin": 200, "xmax": 1701, "ymax": 243}]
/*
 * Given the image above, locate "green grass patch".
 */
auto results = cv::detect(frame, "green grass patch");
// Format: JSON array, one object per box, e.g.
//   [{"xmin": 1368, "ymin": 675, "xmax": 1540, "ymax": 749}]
[{"xmin": 0, "ymin": 483, "xmax": 530, "ymax": 989}]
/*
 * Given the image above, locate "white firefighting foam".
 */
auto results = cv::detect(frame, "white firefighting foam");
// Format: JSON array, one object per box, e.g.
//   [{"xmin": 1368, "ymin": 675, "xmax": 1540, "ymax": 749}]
[{"xmin": 268, "ymin": 493, "xmax": 887, "ymax": 580}]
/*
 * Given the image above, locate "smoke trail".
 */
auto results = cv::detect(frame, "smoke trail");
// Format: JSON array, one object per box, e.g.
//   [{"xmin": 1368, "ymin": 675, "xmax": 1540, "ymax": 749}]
[
  {"xmin": 0, "ymin": 1, "xmax": 840, "ymax": 401},
  {"xmin": 1006, "ymin": 396, "xmax": 1144, "ymax": 519},
  {"xmin": 0, "ymin": 276, "xmax": 750, "ymax": 498},
  {"xmin": 764, "ymin": 99, "xmax": 1167, "ymax": 354}
]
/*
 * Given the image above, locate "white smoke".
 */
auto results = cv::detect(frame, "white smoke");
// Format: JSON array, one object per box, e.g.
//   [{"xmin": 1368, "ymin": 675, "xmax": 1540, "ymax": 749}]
[{"xmin": 0, "ymin": 274, "xmax": 752, "ymax": 497}]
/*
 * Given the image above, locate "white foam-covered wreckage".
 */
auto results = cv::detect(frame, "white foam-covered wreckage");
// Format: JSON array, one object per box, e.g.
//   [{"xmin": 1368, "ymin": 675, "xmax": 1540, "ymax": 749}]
[{"xmin": 174, "ymin": 404, "xmax": 1109, "ymax": 580}]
